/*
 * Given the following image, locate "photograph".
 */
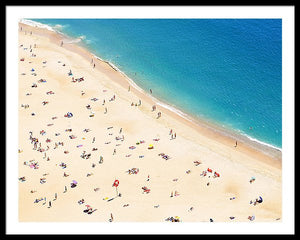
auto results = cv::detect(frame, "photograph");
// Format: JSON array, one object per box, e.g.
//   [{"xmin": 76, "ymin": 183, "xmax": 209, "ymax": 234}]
[{"xmin": 6, "ymin": 5, "xmax": 295, "ymax": 235}]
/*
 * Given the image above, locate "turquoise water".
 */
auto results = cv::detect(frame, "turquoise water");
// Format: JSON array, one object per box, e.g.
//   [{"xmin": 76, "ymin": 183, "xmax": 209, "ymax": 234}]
[{"xmin": 28, "ymin": 18, "xmax": 282, "ymax": 149}]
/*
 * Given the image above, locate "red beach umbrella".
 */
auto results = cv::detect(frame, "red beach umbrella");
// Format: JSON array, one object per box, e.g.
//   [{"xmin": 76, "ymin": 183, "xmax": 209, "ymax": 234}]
[{"xmin": 113, "ymin": 179, "xmax": 119, "ymax": 188}]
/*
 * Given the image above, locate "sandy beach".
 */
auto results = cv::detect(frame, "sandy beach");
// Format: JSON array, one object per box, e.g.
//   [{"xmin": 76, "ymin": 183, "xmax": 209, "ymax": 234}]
[{"xmin": 18, "ymin": 22, "xmax": 282, "ymax": 222}]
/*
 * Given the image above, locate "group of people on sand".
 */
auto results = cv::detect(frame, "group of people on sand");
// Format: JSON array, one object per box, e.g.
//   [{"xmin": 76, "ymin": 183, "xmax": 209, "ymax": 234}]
[{"xmin": 19, "ymin": 32, "xmax": 270, "ymax": 223}]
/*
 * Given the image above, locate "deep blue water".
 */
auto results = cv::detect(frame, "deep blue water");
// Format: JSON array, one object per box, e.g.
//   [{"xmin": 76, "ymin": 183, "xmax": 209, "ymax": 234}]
[{"xmin": 28, "ymin": 18, "xmax": 282, "ymax": 148}]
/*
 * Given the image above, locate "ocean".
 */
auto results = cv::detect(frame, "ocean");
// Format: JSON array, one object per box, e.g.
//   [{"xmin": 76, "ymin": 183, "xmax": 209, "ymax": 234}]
[{"xmin": 24, "ymin": 18, "xmax": 282, "ymax": 149}]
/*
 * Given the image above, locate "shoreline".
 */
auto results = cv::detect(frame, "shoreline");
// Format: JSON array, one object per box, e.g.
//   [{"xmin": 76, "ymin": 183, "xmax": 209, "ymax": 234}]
[{"xmin": 19, "ymin": 20, "xmax": 281, "ymax": 168}]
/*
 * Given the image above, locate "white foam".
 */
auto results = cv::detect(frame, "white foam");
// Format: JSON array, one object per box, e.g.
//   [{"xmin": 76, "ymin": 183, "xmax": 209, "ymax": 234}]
[
  {"xmin": 240, "ymin": 132, "xmax": 282, "ymax": 152},
  {"xmin": 64, "ymin": 35, "xmax": 86, "ymax": 44},
  {"xmin": 19, "ymin": 19, "xmax": 55, "ymax": 32}
]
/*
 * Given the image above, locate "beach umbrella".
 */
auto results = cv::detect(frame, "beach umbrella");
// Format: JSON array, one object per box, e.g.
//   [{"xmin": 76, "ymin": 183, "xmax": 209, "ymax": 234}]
[
  {"xmin": 113, "ymin": 179, "xmax": 119, "ymax": 187},
  {"xmin": 113, "ymin": 179, "xmax": 119, "ymax": 196}
]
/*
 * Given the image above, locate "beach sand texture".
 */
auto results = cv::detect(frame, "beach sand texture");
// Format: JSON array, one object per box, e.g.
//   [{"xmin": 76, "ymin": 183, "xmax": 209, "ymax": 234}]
[{"xmin": 18, "ymin": 22, "xmax": 282, "ymax": 222}]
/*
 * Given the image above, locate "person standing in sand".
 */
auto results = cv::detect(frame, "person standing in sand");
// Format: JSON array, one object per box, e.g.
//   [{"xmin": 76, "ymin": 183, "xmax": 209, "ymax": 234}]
[
  {"xmin": 109, "ymin": 213, "xmax": 114, "ymax": 222},
  {"xmin": 235, "ymin": 141, "xmax": 238, "ymax": 147},
  {"xmin": 60, "ymin": 41, "xmax": 63, "ymax": 47}
]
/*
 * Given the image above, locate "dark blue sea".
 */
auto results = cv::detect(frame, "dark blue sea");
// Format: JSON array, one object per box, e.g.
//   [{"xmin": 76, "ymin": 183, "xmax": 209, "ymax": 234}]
[{"xmin": 26, "ymin": 18, "xmax": 282, "ymax": 149}]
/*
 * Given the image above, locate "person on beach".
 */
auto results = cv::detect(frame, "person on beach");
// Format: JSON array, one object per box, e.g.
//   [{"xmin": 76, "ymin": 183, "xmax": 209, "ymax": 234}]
[
  {"xmin": 150, "ymin": 89, "xmax": 152, "ymax": 94},
  {"xmin": 60, "ymin": 41, "xmax": 63, "ymax": 47},
  {"xmin": 128, "ymin": 86, "xmax": 131, "ymax": 92},
  {"xmin": 99, "ymin": 156, "xmax": 104, "ymax": 164},
  {"xmin": 152, "ymin": 105, "xmax": 156, "ymax": 111},
  {"xmin": 234, "ymin": 141, "xmax": 238, "ymax": 147}
]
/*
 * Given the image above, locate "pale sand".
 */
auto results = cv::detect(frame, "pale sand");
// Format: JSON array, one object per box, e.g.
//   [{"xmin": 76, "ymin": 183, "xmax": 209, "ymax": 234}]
[{"xmin": 18, "ymin": 22, "xmax": 282, "ymax": 222}]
